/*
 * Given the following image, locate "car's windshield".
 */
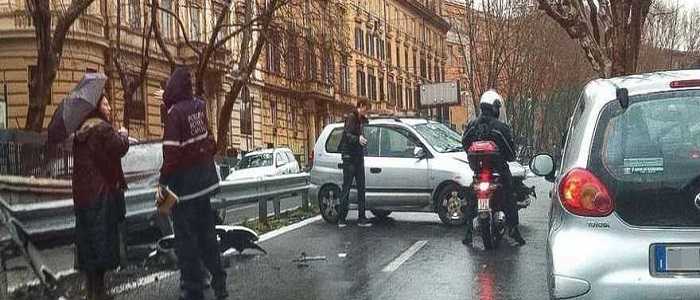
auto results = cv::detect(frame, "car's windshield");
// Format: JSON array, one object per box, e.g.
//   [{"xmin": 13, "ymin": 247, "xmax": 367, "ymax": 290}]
[
  {"xmin": 413, "ymin": 122, "xmax": 463, "ymax": 153},
  {"xmin": 237, "ymin": 153, "xmax": 273, "ymax": 169}
]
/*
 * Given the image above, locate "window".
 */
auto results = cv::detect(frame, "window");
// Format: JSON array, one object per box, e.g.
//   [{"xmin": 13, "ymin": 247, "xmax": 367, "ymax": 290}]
[
  {"xmin": 128, "ymin": 80, "xmax": 146, "ymax": 121},
  {"xmin": 325, "ymin": 128, "xmax": 343, "ymax": 153},
  {"xmin": 404, "ymin": 47, "xmax": 409, "ymax": 72},
  {"xmin": 387, "ymin": 41, "xmax": 392, "ymax": 65},
  {"xmin": 129, "ymin": 0, "xmax": 141, "ymax": 30},
  {"xmin": 276, "ymin": 152, "xmax": 288, "ymax": 166},
  {"xmin": 160, "ymin": 0, "xmax": 173, "ymax": 39},
  {"xmin": 420, "ymin": 57, "xmax": 426, "ymax": 78},
  {"xmin": 396, "ymin": 45, "xmax": 400, "ymax": 69},
  {"xmin": 340, "ymin": 57, "xmax": 350, "ymax": 93},
  {"xmin": 240, "ymin": 87, "xmax": 252, "ymax": 135},
  {"xmin": 428, "ymin": 60, "xmax": 432, "ymax": 81},
  {"xmin": 435, "ymin": 64, "xmax": 440, "ymax": 82},
  {"xmin": 355, "ymin": 27, "xmax": 364, "ymax": 52},
  {"xmin": 356, "ymin": 67, "xmax": 366, "ymax": 97},
  {"xmin": 413, "ymin": 51, "xmax": 418, "ymax": 76},
  {"xmin": 364, "ymin": 126, "xmax": 380, "ymax": 156},
  {"xmin": 368, "ymin": 68, "xmax": 376, "ymax": 101},
  {"xmin": 367, "ymin": 32, "xmax": 374, "ymax": 56},
  {"xmin": 286, "ymin": 28, "xmax": 300, "ymax": 78},
  {"xmin": 305, "ymin": 41, "xmax": 317, "ymax": 81},
  {"xmin": 189, "ymin": 4, "xmax": 202, "ymax": 41},
  {"xmin": 398, "ymin": 80, "xmax": 403, "ymax": 109},
  {"xmin": 388, "ymin": 76, "xmax": 396, "ymax": 104},
  {"xmin": 379, "ymin": 76, "xmax": 385, "ymax": 101},
  {"xmin": 267, "ymin": 31, "xmax": 281, "ymax": 73},
  {"xmin": 379, "ymin": 127, "xmax": 419, "ymax": 158},
  {"xmin": 406, "ymin": 85, "xmax": 413, "ymax": 109},
  {"xmin": 378, "ymin": 38, "xmax": 385, "ymax": 60},
  {"xmin": 322, "ymin": 47, "xmax": 334, "ymax": 85}
]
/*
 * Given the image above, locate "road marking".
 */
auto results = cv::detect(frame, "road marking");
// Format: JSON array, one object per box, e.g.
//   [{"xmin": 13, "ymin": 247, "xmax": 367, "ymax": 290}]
[
  {"xmin": 259, "ymin": 215, "xmax": 322, "ymax": 242},
  {"xmin": 382, "ymin": 240, "xmax": 428, "ymax": 273},
  {"xmin": 8, "ymin": 268, "xmax": 77, "ymax": 293},
  {"xmin": 109, "ymin": 270, "xmax": 175, "ymax": 295}
]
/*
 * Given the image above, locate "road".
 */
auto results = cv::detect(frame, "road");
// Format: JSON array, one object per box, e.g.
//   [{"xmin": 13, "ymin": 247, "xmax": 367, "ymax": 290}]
[
  {"xmin": 114, "ymin": 177, "xmax": 553, "ymax": 300},
  {"xmin": 4, "ymin": 195, "xmax": 304, "ymax": 293}
]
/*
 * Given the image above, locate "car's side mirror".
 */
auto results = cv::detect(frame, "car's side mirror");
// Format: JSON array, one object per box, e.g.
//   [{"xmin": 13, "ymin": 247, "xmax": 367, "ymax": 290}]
[
  {"xmin": 414, "ymin": 147, "xmax": 427, "ymax": 159},
  {"xmin": 529, "ymin": 154, "xmax": 555, "ymax": 182}
]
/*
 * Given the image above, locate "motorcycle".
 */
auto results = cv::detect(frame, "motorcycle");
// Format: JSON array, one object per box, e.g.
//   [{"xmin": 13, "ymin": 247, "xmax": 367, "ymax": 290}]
[{"xmin": 466, "ymin": 140, "xmax": 534, "ymax": 249}]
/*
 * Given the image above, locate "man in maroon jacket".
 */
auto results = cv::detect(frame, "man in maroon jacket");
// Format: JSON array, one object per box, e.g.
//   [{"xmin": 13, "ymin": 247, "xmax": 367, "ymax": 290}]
[{"xmin": 159, "ymin": 66, "xmax": 228, "ymax": 300}]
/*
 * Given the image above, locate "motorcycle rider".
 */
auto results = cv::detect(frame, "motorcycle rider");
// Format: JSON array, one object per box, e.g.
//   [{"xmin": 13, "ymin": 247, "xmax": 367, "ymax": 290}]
[{"xmin": 461, "ymin": 90, "xmax": 526, "ymax": 246}]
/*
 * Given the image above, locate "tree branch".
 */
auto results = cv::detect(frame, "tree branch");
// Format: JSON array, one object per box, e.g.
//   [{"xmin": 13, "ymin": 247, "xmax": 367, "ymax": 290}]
[{"xmin": 147, "ymin": 2, "xmax": 202, "ymax": 57}]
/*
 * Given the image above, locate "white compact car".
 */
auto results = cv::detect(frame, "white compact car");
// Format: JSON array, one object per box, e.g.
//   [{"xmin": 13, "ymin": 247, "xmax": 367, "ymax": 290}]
[{"xmin": 225, "ymin": 148, "xmax": 300, "ymax": 181}]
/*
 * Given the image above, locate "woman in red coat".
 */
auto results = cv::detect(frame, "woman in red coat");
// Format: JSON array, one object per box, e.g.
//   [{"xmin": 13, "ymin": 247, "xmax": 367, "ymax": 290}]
[{"xmin": 72, "ymin": 94, "xmax": 129, "ymax": 300}]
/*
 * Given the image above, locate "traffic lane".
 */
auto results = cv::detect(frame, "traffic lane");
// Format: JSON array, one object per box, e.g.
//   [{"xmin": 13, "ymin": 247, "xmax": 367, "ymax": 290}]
[{"xmin": 113, "ymin": 177, "xmax": 552, "ymax": 300}]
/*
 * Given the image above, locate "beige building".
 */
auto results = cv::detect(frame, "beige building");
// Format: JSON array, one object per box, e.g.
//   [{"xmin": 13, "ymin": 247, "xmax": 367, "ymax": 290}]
[{"xmin": 0, "ymin": 0, "xmax": 451, "ymax": 166}]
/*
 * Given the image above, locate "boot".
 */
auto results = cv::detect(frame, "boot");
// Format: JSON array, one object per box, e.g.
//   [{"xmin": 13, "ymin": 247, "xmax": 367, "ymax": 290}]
[
  {"xmin": 509, "ymin": 227, "xmax": 526, "ymax": 246},
  {"xmin": 94, "ymin": 271, "xmax": 114, "ymax": 300},
  {"xmin": 462, "ymin": 223, "xmax": 473, "ymax": 246},
  {"xmin": 85, "ymin": 272, "xmax": 96, "ymax": 300}
]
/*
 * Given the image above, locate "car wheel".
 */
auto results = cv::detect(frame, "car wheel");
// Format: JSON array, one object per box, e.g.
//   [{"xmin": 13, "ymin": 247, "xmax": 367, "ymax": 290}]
[
  {"xmin": 437, "ymin": 183, "xmax": 467, "ymax": 226},
  {"xmin": 370, "ymin": 209, "xmax": 392, "ymax": 220},
  {"xmin": 319, "ymin": 185, "xmax": 342, "ymax": 224}
]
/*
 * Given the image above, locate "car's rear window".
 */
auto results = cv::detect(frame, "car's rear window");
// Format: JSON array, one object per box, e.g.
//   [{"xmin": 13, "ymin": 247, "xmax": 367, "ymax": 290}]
[{"xmin": 590, "ymin": 90, "xmax": 700, "ymax": 227}]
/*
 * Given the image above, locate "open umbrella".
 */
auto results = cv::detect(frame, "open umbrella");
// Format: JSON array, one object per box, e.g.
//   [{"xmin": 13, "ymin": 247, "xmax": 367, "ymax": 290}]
[{"xmin": 47, "ymin": 73, "xmax": 107, "ymax": 144}]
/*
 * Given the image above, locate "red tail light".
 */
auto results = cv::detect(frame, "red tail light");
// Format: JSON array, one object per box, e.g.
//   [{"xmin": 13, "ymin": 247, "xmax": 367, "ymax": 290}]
[
  {"xmin": 559, "ymin": 168, "xmax": 614, "ymax": 217},
  {"xmin": 670, "ymin": 79, "xmax": 700, "ymax": 89},
  {"xmin": 467, "ymin": 141, "xmax": 499, "ymax": 154}
]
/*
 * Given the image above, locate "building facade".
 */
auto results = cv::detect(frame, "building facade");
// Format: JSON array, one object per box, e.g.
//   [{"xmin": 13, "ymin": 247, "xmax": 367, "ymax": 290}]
[{"xmin": 0, "ymin": 0, "xmax": 452, "ymax": 167}]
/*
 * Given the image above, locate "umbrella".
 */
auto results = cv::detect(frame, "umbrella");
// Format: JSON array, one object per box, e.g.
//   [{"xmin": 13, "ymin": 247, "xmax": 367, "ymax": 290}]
[{"xmin": 47, "ymin": 73, "xmax": 107, "ymax": 144}]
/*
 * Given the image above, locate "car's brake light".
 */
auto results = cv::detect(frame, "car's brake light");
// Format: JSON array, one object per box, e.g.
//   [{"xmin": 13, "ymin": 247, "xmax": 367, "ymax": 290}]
[
  {"xmin": 670, "ymin": 79, "xmax": 700, "ymax": 89},
  {"xmin": 559, "ymin": 168, "xmax": 614, "ymax": 217}
]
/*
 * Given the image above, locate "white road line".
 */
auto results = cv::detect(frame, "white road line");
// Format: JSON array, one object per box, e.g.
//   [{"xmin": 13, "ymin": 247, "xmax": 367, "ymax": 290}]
[
  {"xmin": 259, "ymin": 215, "xmax": 322, "ymax": 242},
  {"xmin": 109, "ymin": 270, "xmax": 176, "ymax": 295},
  {"xmin": 382, "ymin": 240, "xmax": 428, "ymax": 273}
]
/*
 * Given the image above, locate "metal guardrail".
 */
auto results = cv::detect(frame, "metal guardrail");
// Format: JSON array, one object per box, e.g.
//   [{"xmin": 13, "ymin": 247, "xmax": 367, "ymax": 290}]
[{"xmin": 0, "ymin": 173, "xmax": 312, "ymax": 244}]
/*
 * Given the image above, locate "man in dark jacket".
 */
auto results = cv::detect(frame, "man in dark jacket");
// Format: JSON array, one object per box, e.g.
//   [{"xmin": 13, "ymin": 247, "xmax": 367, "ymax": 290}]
[
  {"xmin": 159, "ymin": 66, "xmax": 228, "ymax": 300},
  {"xmin": 462, "ymin": 90, "xmax": 525, "ymax": 246},
  {"xmin": 337, "ymin": 99, "xmax": 371, "ymax": 227}
]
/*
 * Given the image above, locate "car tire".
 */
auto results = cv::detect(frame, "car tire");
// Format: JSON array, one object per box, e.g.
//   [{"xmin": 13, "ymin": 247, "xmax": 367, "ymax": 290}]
[
  {"xmin": 437, "ymin": 183, "xmax": 467, "ymax": 226},
  {"xmin": 319, "ymin": 185, "xmax": 342, "ymax": 224},
  {"xmin": 370, "ymin": 209, "xmax": 392, "ymax": 220}
]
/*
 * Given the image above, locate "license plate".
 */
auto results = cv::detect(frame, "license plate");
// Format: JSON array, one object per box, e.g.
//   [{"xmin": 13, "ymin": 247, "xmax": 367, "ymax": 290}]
[
  {"xmin": 477, "ymin": 198, "xmax": 490, "ymax": 211},
  {"xmin": 653, "ymin": 244, "xmax": 700, "ymax": 273}
]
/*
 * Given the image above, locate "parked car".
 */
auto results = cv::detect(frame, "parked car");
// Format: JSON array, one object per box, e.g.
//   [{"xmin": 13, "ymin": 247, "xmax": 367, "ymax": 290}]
[
  {"xmin": 225, "ymin": 148, "xmax": 301, "ymax": 181},
  {"xmin": 309, "ymin": 117, "xmax": 529, "ymax": 226},
  {"xmin": 529, "ymin": 70, "xmax": 700, "ymax": 300}
]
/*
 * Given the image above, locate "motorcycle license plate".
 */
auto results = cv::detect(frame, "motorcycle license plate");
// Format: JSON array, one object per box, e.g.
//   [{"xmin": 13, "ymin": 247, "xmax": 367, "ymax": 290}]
[
  {"xmin": 477, "ymin": 198, "xmax": 490, "ymax": 211},
  {"xmin": 652, "ymin": 244, "xmax": 700, "ymax": 274}
]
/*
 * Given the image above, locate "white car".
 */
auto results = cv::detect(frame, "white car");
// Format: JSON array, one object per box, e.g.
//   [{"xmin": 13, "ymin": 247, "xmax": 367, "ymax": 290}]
[{"xmin": 225, "ymin": 148, "xmax": 301, "ymax": 181}]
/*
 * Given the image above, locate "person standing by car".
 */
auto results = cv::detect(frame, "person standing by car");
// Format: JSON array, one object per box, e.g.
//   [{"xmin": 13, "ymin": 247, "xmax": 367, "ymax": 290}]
[
  {"xmin": 72, "ymin": 91, "xmax": 129, "ymax": 300},
  {"xmin": 158, "ymin": 66, "xmax": 228, "ymax": 300},
  {"xmin": 337, "ymin": 99, "xmax": 371, "ymax": 227},
  {"xmin": 462, "ymin": 90, "xmax": 525, "ymax": 246}
]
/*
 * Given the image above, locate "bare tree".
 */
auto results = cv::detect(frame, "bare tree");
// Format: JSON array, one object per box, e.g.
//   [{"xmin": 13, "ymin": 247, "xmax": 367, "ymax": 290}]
[
  {"xmin": 25, "ymin": 0, "xmax": 97, "ymax": 132},
  {"xmin": 107, "ymin": 0, "xmax": 157, "ymax": 131},
  {"xmin": 536, "ymin": 0, "xmax": 654, "ymax": 78}
]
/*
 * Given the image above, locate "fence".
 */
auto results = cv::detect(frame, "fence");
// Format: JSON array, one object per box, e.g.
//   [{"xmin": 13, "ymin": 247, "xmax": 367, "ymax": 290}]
[{"xmin": 0, "ymin": 142, "xmax": 73, "ymax": 179}]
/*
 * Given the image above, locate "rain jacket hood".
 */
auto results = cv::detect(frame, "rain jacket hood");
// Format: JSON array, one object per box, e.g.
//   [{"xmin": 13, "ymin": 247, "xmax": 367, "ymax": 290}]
[{"xmin": 163, "ymin": 66, "xmax": 193, "ymax": 109}]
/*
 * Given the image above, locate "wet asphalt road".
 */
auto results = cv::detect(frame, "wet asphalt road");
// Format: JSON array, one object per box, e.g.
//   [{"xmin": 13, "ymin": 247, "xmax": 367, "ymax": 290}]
[
  {"xmin": 115, "ymin": 177, "xmax": 553, "ymax": 300},
  {"xmin": 5, "ymin": 196, "xmax": 304, "ymax": 292}
]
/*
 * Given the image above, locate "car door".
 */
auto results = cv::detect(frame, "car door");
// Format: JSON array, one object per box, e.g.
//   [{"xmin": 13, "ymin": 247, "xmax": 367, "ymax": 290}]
[{"xmin": 365, "ymin": 125, "xmax": 430, "ymax": 207}]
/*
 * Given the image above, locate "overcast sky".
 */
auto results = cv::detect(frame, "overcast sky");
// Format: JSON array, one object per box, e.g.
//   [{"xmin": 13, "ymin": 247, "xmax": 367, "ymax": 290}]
[{"xmin": 665, "ymin": 0, "xmax": 700, "ymax": 10}]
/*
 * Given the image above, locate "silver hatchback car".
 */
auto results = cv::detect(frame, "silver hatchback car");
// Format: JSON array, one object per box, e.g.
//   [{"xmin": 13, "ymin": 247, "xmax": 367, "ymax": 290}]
[
  {"xmin": 530, "ymin": 70, "xmax": 700, "ymax": 299},
  {"xmin": 309, "ymin": 117, "xmax": 528, "ymax": 226}
]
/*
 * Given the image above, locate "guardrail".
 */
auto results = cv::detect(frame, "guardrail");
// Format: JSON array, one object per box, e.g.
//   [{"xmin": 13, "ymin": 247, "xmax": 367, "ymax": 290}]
[{"xmin": 0, "ymin": 173, "xmax": 312, "ymax": 244}]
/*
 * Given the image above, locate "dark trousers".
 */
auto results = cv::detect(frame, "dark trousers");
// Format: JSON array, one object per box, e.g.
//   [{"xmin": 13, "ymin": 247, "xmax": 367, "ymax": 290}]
[
  {"xmin": 339, "ymin": 157, "xmax": 366, "ymax": 221},
  {"xmin": 172, "ymin": 197, "xmax": 227, "ymax": 300}
]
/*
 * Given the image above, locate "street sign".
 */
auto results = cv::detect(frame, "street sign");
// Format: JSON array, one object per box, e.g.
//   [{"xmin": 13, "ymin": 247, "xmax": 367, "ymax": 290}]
[{"xmin": 419, "ymin": 81, "xmax": 460, "ymax": 108}]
